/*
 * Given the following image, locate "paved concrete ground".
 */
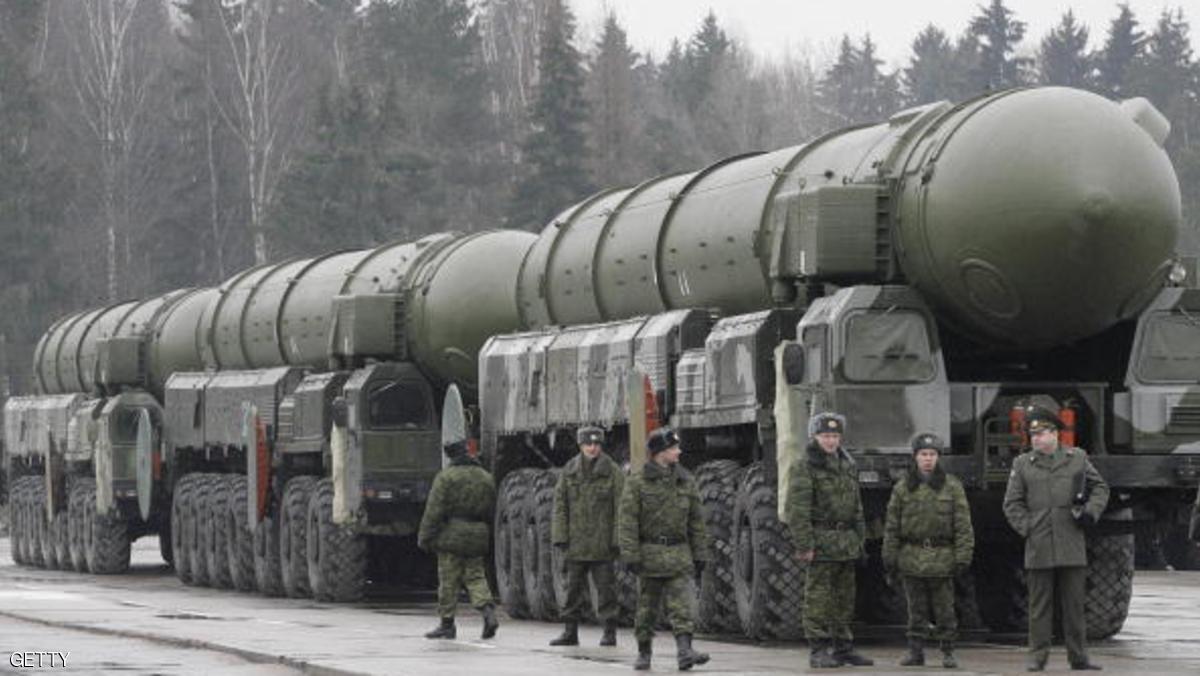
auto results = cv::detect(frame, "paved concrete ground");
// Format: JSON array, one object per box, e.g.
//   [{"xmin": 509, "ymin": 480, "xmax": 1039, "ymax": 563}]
[{"xmin": 0, "ymin": 536, "xmax": 1197, "ymax": 675}]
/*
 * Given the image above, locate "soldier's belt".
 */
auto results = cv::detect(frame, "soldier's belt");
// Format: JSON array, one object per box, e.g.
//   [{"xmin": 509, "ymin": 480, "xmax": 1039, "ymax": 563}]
[
  {"xmin": 813, "ymin": 520, "xmax": 855, "ymax": 531},
  {"xmin": 901, "ymin": 537, "xmax": 954, "ymax": 548},
  {"xmin": 641, "ymin": 536, "xmax": 686, "ymax": 546}
]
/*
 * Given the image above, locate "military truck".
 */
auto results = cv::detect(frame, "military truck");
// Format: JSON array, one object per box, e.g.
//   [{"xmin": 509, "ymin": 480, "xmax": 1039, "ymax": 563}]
[
  {"xmin": 6, "ymin": 231, "xmax": 533, "ymax": 602},
  {"xmin": 6, "ymin": 87, "xmax": 1198, "ymax": 639},
  {"xmin": 478, "ymin": 86, "xmax": 1199, "ymax": 640}
]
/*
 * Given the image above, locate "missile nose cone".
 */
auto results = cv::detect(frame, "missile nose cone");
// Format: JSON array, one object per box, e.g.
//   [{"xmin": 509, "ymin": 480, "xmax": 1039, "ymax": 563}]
[{"xmin": 896, "ymin": 87, "xmax": 1182, "ymax": 349}]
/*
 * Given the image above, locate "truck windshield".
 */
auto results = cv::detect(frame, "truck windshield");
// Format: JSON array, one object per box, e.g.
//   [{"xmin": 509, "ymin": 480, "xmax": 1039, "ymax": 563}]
[
  {"xmin": 367, "ymin": 380, "xmax": 431, "ymax": 429},
  {"xmin": 1137, "ymin": 313, "xmax": 1200, "ymax": 382},
  {"xmin": 843, "ymin": 310, "xmax": 935, "ymax": 383}
]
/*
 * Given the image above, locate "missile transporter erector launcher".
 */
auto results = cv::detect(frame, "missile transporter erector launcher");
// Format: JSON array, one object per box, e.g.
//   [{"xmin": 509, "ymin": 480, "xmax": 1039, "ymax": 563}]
[
  {"xmin": 6, "ymin": 86, "xmax": 1197, "ymax": 639},
  {"xmin": 480, "ymin": 87, "xmax": 1196, "ymax": 639}
]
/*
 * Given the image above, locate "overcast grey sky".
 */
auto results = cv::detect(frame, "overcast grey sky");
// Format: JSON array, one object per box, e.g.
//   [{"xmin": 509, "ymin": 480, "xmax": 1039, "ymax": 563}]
[{"xmin": 568, "ymin": 1, "xmax": 1195, "ymax": 69}]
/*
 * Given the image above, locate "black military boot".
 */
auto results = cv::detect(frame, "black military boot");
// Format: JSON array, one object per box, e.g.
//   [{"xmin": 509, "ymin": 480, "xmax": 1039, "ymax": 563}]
[
  {"xmin": 549, "ymin": 621, "xmax": 579, "ymax": 646},
  {"xmin": 425, "ymin": 617, "xmax": 456, "ymax": 639},
  {"xmin": 1026, "ymin": 653, "xmax": 1047, "ymax": 672},
  {"xmin": 833, "ymin": 638, "xmax": 875, "ymax": 666},
  {"xmin": 600, "ymin": 619, "xmax": 618, "ymax": 646},
  {"xmin": 481, "ymin": 604, "xmax": 499, "ymax": 639},
  {"xmin": 634, "ymin": 640, "xmax": 652, "ymax": 671},
  {"xmin": 675, "ymin": 633, "xmax": 710, "ymax": 671},
  {"xmin": 899, "ymin": 638, "xmax": 925, "ymax": 666},
  {"xmin": 809, "ymin": 640, "xmax": 841, "ymax": 669},
  {"xmin": 940, "ymin": 641, "xmax": 958, "ymax": 669},
  {"xmin": 1069, "ymin": 660, "xmax": 1102, "ymax": 671}
]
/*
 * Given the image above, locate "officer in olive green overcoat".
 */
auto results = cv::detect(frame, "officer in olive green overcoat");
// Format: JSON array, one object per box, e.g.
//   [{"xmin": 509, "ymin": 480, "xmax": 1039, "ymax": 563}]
[
  {"xmin": 418, "ymin": 440, "xmax": 499, "ymax": 640},
  {"xmin": 549, "ymin": 425, "xmax": 624, "ymax": 647},
  {"xmin": 1003, "ymin": 407, "xmax": 1109, "ymax": 672},
  {"xmin": 618, "ymin": 427, "xmax": 711, "ymax": 671},
  {"xmin": 786, "ymin": 412, "xmax": 874, "ymax": 669},
  {"xmin": 882, "ymin": 432, "xmax": 974, "ymax": 669}
]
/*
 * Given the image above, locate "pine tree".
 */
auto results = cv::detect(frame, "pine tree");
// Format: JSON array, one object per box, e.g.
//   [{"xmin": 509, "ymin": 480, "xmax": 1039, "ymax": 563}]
[
  {"xmin": 969, "ymin": 0, "xmax": 1031, "ymax": 90},
  {"xmin": 1039, "ymin": 10, "xmax": 1093, "ymax": 89},
  {"xmin": 819, "ymin": 35, "xmax": 897, "ymax": 127},
  {"xmin": 1095, "ymin": 3, "xmax": 1145, "ymax": 98},
  {"xmin": 508, "ymin": 0, "xmax": 591, "ymax": 229},
  {"xmin": 586, "ymin": 13, "xmax": 639, "ymax": 186},
  {"xmin": 856, "ymin": 35, "xmax": 900, "ymax": 120},
  {"xmin": 683, "ymin": 11, "xmax": 732, "ymax": 111},
  {"xmin": 905, "ymin": 25, "xmax": 958, "ymax": 105},
  {"xmin": 818, "ymin": 35, "xmax": 860, "ymax": 127}
]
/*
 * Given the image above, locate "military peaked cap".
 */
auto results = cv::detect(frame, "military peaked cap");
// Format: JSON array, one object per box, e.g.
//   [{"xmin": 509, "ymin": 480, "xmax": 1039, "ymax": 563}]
[
  {"xmin": 1025, "ymin": 406, "xmax": 1064, "ymax": 433},
  {"xmin": 808, "ymin": 411, "xmax": 846, "ymax": 437},
  {"xmin": 911, "ymin": 432, "xmax": 943, "ymax": 453},
  {"xmin": 646, "ymin": 427, "xmax": 681, "ymax": 455},
  {"xmin": 577, "ymin": 425, "xmax": 605, "ymax": 446}
]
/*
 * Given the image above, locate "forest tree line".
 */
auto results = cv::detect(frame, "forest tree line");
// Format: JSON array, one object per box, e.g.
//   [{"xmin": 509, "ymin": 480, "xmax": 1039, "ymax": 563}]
[{"xmin": 0, "ymin": 0, "xmax": 1197, "ymax": 391}]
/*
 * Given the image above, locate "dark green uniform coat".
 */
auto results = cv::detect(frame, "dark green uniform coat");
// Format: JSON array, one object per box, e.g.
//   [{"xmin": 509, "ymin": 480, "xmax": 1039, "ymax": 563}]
[
  {"xmin": 786, "ymin": 444, "xmax": 866, "ymax": 561},
  {"xmin": 552, "ymin": 451, "xmax": 623, "ymax": 561},
  {"xmin": 418, "ymin": 456, "xmax": 496, "ymax": 557},
  {"xmin": 617, "ymin": 461, "xmax": 710, "ymax": 577},
  {"xmin": 1002, "ymin": 446, "xmax": 1109, "ymax": 569},
  {"xmin": 882, "ymin": 468, "xmax": 974, "ymax": 577}
]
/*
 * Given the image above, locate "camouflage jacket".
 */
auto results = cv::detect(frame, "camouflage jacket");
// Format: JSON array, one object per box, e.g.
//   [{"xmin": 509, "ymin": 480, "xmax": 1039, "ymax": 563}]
[
  {"xmin": 1003, "ymin": 446, "xmax": 1109, "ymax": 569},
  {"xmin": 617, "ymin": 461, "xmax": 711, "ymax": 577},
  {"xmin": 786, "ymin": 442, "xmax": 865, "ymax": 562},
  {"xmin": 552, "ymin": 451, "xmax": 624, "ymax": 561},
  {"xmin": 418, "ymin": 455, "xmax": 496, "ymax": 557},
  {"xmin": 881, "ymin": 467, "xmax": 974, "ymax": 577}
]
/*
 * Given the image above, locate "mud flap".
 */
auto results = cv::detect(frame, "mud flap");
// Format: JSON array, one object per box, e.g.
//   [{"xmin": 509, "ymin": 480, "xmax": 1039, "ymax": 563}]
[
  {"xmin": 45, "ymin": 433, "xmax": 65, "ymax": 520},
  {"xmin": 331, "ymin": 422, "xmax": 360, "ymax": 525},
  {"xmin": 135, "ymin": 408, "xmax": 154, "ymax": 521},
  {"xmin": 625, "ymin": 369, "xmax": 654, "ymax": 471},
  {"xmin": 774, "ymin": 342, "xmax": 803, "ymax": 523}
]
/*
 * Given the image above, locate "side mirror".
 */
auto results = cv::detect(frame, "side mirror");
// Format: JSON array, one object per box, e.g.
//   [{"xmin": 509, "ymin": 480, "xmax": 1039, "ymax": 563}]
[
  {"xmin": 331, "ymin": 396, "xmax": 348, "ymax": 428},
  {"xmin": 782, "ymin": 343, "xmax": 805, "ymax": 385}
]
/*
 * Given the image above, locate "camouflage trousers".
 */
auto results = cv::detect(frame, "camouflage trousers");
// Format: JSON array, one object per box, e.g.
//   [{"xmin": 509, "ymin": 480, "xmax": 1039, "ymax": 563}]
[
  {"xmin": 634, "ymin": 574, "xmax": 694, "ymax": 641},
  {"xmin": 1028, "ymin": 566, "xmax": 1089, "ymax": 665},
  {"xmin": 437, "ymin": 553, "xmax": 494, "ymax": 619},
  {"xmin": 562, "ymin": 560, "xmax": 619, "ymax": 622},
  {"xmin": 902, "ymin": 575, "xmax": 957, "ymax": 641},
  {"xmin": 803, "ymin": 561, "xmax": 856, "ymax": 641}
]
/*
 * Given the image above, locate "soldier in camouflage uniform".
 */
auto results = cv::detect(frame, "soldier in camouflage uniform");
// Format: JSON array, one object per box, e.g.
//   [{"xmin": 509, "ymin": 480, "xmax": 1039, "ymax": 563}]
[
  {"xmin": 618, "ymin": 427, "xmax": 711, "ymax": 671},
  {"xmin": 882, "ymin": 432, "xmax": 974, "ymax": 668},
  {"xmin": 1003, "ymin": 407, "xmax": 1109, "ymax": 672},
  {"xmin": 549, "ymin": 425, "xmax": 624, "ymax": 647},
  {"xmin": 786, "ymin": 412, "xmax": 874, "ymax": 669},
  {"xmin": 418, "ymin": 439, "xmax": 499, "ymax": 641}
]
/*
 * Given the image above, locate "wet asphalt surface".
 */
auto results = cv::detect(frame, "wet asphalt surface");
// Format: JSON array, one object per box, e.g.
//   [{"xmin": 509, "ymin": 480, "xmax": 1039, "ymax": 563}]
[{"xmin": 0, "ymin": 536, "xmax": 1197, "ymax": 675}]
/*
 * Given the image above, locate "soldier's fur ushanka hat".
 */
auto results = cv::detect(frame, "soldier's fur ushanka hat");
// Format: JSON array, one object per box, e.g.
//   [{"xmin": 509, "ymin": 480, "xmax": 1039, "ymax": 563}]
[
  {"xmin": 647, "ymin": 427, "xmax": 681, "ymax": 455},
  {"xmin": 577, "ymin": 426, "xmax": 604, "ymax": 446},
  {"xmin": 808, "ymin": 412, "xmax": 846, "ymax": 437},
  {"xmin": 911, "ymin": 432, "xmax": 944, "ymax": 454}
]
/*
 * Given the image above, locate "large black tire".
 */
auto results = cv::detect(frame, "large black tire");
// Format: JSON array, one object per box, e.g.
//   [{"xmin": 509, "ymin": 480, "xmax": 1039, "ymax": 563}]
[
  {"xmin": 695, "ymin": 459, "xmax": 744, "ymax": 633},
  {"xmin": 206, "ymin": 476, "xmax": 234, "ymax": 589},
  {"xmin": 732, "ymin": 462, "xmax": 804, "ymax": 640},
  {"xmin": 67, "ymin": 481, "xmax": 90, "ymax": 572},
  {"xmin": 226, "ymin": 476, "xmax": 256, "ymax": 592},
  {"xmin": 306, "ymin": 479, "xmax": 366, "ymax": 602},
  {"xmin": 1162, "ymin": 523, "xmax": 1200, "ymax": 571},
  {"xmin": 253, "ymin": 489, "xmax": 285, "ymax": 597},
  {"xmin": 28, "ymin": 483, "xmax": 47, "ymax": 568},
  {"xmin": 1086, "ymin": 532, "xmax": 1134, "ymax": 640},
  {"xmin": 495, "ymin": 468, "xmax": 537, "ymax": 619},
  {"xmin": 88, "ymin": 505, "xmax": 131, "ymax": 574},
  {"xmin": 522, "ymin": 469, "xmax": 560, "ymax": 621},
  {"xmin": 975, "ymin": 539, "xmax": 1027, "ymax": 634},
  {"xmin": 52, "ymin": 509, "xmax": 70, "ymax": 569},
  {"xmin": 279, "ymin": 476, "xmax": 316, "ymax": 598},
  {"xmin": 191, "ymin": 474, "xmax": 215, "ymax": 586},
  {"xmin": 170, "ymin": 475, "xmax": 196, "ymax": 584},
  {"xmin": 10, "ymin": 478, "xmax": 27, "ymax": 565}
]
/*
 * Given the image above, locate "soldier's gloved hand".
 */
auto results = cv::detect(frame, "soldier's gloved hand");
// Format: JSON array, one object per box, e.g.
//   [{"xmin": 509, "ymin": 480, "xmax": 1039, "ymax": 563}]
[
  {"xmin": 693, "ymin": 560, "xmax": 706, "ymax": 579},
  {"xmin": 1074, "ymin": 511, "xmax": 1096, "ymax": 528}
]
